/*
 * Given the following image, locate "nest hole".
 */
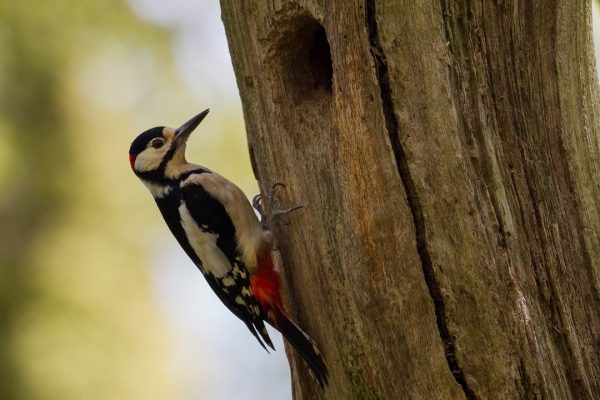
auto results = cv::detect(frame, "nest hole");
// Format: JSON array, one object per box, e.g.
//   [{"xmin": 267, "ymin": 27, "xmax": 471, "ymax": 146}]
[{"xmin": 277, "ymin": 17, "xmax": 333, "ymax": 101}]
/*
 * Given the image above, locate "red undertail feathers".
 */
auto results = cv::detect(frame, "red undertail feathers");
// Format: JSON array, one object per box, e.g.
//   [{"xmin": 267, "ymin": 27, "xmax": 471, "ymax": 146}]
[
  {"xmin": 250, "ymin": 253, "xmax": 329, "ymax": 387},
  {"xmin": 250, "ymin": 253, "xmax": 284, "ymax": 316}
]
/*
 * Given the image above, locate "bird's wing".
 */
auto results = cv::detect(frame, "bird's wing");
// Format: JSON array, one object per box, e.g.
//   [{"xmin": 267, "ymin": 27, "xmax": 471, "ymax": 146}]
[
  {"xmin": 183, "ymin": 171, "xmax": 264, "ymax": 272},
  {"xmin": 179, "ymin": 174, "xmax": 274, "ymax": 349},
  {"xmin": 177, "ymin": 183, "xmax": 236, "ymax": 278}
]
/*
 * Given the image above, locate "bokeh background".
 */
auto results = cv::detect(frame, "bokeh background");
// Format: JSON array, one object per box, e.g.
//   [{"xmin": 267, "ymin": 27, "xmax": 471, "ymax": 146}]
[
  {"xmin": 2, "ymin": 1, "xmax": 600, "ymax": 399},
  {"xmin": 0, "ymin": 1, "xmax": 289, "ymax": 399}
]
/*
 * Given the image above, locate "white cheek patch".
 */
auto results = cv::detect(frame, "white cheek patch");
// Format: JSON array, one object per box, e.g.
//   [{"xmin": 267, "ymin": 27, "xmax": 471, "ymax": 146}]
[
  {"xmin": 178, "ymin": 202, "xmax": 232, "ymax": 278},
  {"xmin": 134, "ymin": 146, "xmax": 169, "ymax": 172}
]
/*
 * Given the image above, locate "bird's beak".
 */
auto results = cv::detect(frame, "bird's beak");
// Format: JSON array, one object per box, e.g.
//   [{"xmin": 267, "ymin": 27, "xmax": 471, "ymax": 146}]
[{"xmin": 174, "ymin": 109, "xmax": 210, "ymax": 145}]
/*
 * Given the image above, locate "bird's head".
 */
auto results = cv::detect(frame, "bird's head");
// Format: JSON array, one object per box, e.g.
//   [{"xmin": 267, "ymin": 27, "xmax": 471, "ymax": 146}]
[{"xmin": 129, "ymin": 109, "xmax": 209, "ymax": 181}]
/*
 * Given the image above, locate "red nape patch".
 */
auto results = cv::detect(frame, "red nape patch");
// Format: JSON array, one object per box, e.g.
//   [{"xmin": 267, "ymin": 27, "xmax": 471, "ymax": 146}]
[
  {"xmin": 129, "ymin": 154, "xmax": 136, "ymax": 170},
  {"xmin": 250, "ymin": 254, "xmax": 284, "ymax": 312}
]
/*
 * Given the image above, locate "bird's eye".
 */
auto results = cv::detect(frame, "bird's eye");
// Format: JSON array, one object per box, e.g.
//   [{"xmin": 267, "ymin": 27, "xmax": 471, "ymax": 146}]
[{"xmin": 150, "ymin": 138, "xmax": 165, "ymax": 149}]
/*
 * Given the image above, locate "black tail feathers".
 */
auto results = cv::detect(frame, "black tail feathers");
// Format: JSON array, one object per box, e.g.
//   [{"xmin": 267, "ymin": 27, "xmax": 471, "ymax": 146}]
[
  {"xmin": 275, "ymin": 313, "xmax": 329, "ymax": 387},
  {"xmin": 246, "ymin": 320, "xmax": 275, "ymax": 352}
]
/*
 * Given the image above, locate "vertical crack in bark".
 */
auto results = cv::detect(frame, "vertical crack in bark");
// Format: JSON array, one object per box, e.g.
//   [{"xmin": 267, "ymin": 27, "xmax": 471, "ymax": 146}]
[{"xmin": 365, "ymin": 2, "xmax": 477, "ymax": 399}]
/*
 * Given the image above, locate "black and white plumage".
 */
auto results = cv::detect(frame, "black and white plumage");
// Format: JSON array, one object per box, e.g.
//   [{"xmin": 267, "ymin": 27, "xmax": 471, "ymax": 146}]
[{"xmin": 128, "ymin": 110, "xmax": 328, "ymax": 387}]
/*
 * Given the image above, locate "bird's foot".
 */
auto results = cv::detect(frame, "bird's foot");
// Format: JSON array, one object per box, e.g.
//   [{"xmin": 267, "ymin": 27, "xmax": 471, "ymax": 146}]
[{"xmin": 253, "ymin": 183, "xmax": 303, "ymax": 230}]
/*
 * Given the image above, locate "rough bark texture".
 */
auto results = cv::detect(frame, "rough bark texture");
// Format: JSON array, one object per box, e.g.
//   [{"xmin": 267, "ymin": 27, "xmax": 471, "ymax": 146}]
[{"xmin": 220, "ymin": 1, "xmax": 600, "ymax": 399}]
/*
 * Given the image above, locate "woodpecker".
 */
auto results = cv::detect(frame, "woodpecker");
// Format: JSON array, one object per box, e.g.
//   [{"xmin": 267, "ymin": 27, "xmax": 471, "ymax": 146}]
[{"xmin": 129, "ymin": 109, "xmax": 328, "ymax": 387}]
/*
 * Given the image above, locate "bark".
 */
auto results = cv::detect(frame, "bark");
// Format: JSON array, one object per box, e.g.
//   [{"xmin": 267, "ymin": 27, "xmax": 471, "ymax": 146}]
[{"xmin": 220, "ymin": 1, "xmax": 600, "ymax": 399}]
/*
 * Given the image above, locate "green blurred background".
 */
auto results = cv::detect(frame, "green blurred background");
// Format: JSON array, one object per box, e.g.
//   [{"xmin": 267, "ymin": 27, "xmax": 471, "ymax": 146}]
[{"xmin": 0, "ymin": 1, "xmax": 290, "ymax": 399}]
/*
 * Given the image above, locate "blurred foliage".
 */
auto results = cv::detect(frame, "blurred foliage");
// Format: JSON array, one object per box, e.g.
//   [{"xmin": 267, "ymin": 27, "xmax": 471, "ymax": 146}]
[
  {"xmin": 0, "ymin": 0, "xmax": 260, "ymax": 397},
  {"xmin": 0, "ymin": 1, "xmax": 182, "ymax": 399}
]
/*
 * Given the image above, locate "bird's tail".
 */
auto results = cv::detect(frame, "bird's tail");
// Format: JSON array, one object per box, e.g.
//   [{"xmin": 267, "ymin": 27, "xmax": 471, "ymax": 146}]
[
  {"xmin": 251, "ymin": 252, "xmax": 328, "ymax": 387},
  {"xmin": 272, "ymin": 311, "xmax": 329, "ymax": 387}
]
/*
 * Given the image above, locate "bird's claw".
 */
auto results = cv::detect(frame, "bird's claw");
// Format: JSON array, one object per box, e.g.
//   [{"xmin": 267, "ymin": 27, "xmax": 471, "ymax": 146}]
[
  {"xmin": 253, "ymin": 183, "xmax": 302, "ymax": 229},
  {"xmin": 252, "ymin": 194, "xmax": 264, "ymax": 218},
  {"xmin": 268, "ymin": 182, "xmax": 286, "ymax": 206},
  {"xmin": 271, "ymin": 205, "xmax": 304, "ymax": 220}
]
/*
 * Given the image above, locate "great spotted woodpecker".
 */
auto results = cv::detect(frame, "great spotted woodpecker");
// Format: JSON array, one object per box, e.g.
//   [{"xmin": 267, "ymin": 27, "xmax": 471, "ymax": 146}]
[{"xmin": 129, "ymin": 109, "xmax": 328, "ymax": 387}]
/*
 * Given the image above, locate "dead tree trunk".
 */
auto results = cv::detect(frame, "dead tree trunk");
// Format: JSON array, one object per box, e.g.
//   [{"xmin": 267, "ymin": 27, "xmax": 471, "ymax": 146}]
[{"xmin": 220, "ymin": 1, "xmax": 600, "ymax": 399}]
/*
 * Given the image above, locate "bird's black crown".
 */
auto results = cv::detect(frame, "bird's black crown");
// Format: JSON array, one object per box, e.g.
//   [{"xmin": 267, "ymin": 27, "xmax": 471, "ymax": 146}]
[{"xmin": 129, "ymin": 126, "xmax": 165, "ymax": 156}]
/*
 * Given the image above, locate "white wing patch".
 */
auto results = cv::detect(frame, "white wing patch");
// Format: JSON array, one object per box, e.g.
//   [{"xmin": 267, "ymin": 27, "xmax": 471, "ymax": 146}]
[
  {"xmin": 181, "ymin": 172, "xmax": 266, "ymax": 272},
  {"xmin": 178, "ymin": 202, "xmax": 232, "ymax": 278}
]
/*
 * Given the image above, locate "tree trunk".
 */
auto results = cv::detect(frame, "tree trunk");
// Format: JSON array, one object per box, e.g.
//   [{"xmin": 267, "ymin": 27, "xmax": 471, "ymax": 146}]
[{"xmin": 219, "ymin": 1, "xmax": 600, "ymax": 399}]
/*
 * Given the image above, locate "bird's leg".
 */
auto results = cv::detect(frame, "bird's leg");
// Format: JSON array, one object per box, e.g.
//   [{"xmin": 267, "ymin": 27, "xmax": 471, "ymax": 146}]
[{"xmin": 253, "ymin": 183, "xmax": 303, "ymax": 230}]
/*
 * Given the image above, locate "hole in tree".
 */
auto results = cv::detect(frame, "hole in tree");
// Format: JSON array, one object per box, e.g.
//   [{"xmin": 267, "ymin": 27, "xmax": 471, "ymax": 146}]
[
  {"xmin": 307, "ymin": 26, "xmax": 333, "ymax": 93},
  {"xmin": 276, "ymin": 17, "xmax": 333, "ymax": 101}
]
